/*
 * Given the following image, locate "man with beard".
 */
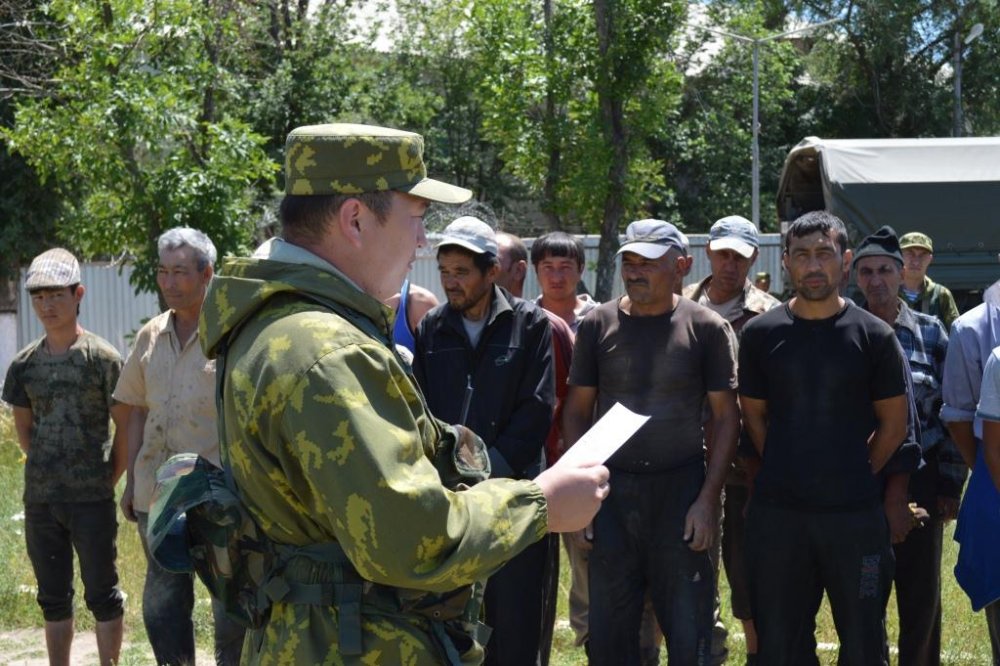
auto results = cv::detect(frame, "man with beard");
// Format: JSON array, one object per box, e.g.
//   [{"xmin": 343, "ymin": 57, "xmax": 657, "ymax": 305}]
[
  {"xmin": 739, "ymin": 211, "xmax": 912, "ymax": 664},
  {"xmin": 563, "ymin": 219, "xmax": 740, "ymax": 665},
  {"xmin": 414, "ymin": 216, "xmax": 555, "ymax": 665}
]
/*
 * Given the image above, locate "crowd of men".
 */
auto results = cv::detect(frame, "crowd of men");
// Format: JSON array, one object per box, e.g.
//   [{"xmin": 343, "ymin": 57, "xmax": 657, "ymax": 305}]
[{"xmin": 3, "ymin": 121, "xmax": 999, "ymax": 666}]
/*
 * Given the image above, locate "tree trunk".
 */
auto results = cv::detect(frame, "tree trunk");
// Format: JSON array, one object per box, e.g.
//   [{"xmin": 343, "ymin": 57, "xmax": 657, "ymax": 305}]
[
  {"xmin": 593, "ymin": 0, "xmax": 626, "ymax": 302},
  {"xmin": 542, "ymin": 0, "xmax": 562, "ymax": 230}
]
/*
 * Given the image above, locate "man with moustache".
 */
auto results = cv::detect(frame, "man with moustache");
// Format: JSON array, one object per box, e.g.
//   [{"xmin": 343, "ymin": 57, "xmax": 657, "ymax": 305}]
[
  {"xmin": 563, "ymin": 219, "xmax": 740, "ymax": 665},
  {"xmin": 739, "ymin": 211, "xmax": 912, "ymax": 664},
  {"xmin": 414, "ymin": 216, "xmax": 555, "ymax": 665}
]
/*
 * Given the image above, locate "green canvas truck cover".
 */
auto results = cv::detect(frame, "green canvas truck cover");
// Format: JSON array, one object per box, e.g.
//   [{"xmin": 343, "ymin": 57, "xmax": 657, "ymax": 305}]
[{"xmin": 776, "ymin": 136, "xmax": 1000, "ymax": 291}]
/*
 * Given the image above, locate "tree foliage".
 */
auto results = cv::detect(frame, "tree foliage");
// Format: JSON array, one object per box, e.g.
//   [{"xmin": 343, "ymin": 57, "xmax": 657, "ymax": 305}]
[
  {"xmin": 3, "ymin": 0, "xmax": 276, "ymax": 293},
  {"xmin": 2, "ymin": 0, "xmax": 999, "ymax": 296}
]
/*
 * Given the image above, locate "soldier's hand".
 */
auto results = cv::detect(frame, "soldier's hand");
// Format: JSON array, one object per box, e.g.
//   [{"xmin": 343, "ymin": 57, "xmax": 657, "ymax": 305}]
[
  {"xmin": 120, "ymin": 482, "xmax": 137, "ymax": 522},
  {"xmin": 535, "ymin": 463, "xmax": 610, "ymax": 533},
  {"xmin": 454, "ymin": 425, "xmax": 486, "ymax": 471}
]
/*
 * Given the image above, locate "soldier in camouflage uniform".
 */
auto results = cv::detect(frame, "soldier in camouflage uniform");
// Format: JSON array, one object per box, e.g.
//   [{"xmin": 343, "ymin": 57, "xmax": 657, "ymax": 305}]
[
  {"xmin": 2, "ymin": 248, "xmax": 128, "ymax": 666},
  {"xmin": 198, "ymin": 123, "xmax": 610, "ymax": 665},
  {"xmin": 899, "ymin": 232, "xmax": 960, "ymax": 331}
]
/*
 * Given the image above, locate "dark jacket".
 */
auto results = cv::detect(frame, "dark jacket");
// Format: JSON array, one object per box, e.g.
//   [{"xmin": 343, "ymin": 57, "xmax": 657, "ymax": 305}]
[{"xmin": 414, "ymin": 286, "xmax": 554, "ymax": 479}]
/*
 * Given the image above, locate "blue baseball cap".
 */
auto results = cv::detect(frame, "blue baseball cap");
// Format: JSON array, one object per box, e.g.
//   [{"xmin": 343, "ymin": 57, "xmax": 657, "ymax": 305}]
[
  {"xmin": 709, "ymin": 215, "xmax": 759, "ymax": 259},
  {"xmin": 617, "ymin": 219, "xmax": 687, "ymax": 259}
]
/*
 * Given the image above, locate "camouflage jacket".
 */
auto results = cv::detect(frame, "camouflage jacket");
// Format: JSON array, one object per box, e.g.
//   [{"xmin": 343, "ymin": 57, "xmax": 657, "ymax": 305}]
[
  {"xmin": 901, "ymin": 275, "xmax": 960, "ymax": 332},
  {"xmin": 199, "ymin": 246, "xmax": 548, "ymax": 665},
  {"xmin": 683, "ymin": 277, "xmax": 781, "ymax": 340}
]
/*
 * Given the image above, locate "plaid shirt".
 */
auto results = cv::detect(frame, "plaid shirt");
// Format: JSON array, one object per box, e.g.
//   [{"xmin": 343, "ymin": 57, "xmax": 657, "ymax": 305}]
[{"xmin": 892, "ymin": 301, "xmax": 967, "ymax": 498}]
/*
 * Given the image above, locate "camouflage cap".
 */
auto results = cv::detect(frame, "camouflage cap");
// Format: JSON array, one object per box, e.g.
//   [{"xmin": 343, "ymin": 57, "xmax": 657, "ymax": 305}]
[
  {"xmin": 284, "ymin": 123, "xmax": 472, "ymax": 204},
  {"xmin": 899, "ymin": 232, "xmax": 933, "ymax": 253},
  {"xmin": 25, "ymin": 248, "xmax": 81, "ymax": 290}
]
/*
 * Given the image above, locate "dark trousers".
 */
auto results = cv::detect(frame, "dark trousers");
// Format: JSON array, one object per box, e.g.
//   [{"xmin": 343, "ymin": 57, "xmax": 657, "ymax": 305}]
[
  {"xmin": 589, "ymin": 465, "xmax": 714, "ymax": 666},
  {"xmin": 137, "ymin": 512, "xmax": 245, "ymax": 666},
  {"xmin": 538, "ymin": 533, "xmax": 559, "ymax": 666},
  {"xmin": 745, "ymin": 500, "xmax": 893, "ymax": 666},
  {"xmin": 891, "ymin": 457, "xmax": 944, "ymax": 666},
  {"xmin": 484, "ymin": 531, "xmax": 552, "ymax": 666},
  {"xmin": 722, "ymin": 483, "xmax": 752, "ymax": 621},
  {"xmin": 986, "ymin": 600, "xmax": 1000, "ymax": 665},
  {"xmin": 24, "ymin": 500, "xmax": 124, "ymax": 622}
]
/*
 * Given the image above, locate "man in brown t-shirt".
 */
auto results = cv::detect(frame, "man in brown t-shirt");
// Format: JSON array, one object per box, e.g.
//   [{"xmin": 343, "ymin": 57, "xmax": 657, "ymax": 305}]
[{"xmin": 563, "ymin": 219, "xmax": 740, "ymax": 665}]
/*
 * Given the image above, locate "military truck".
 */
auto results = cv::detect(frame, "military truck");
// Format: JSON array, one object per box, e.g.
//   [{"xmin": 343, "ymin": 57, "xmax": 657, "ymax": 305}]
[{"xmin": 776, "ymin": 136, "xmax": 1000, "ymax": 308}]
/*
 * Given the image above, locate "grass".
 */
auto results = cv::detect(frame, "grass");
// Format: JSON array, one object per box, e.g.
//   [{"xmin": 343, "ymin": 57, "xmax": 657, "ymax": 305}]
[
  {"xmin": 0, "ymin": 404, "xmax": 992, "ymax": 663},
  {"xmin": 0, "ymin": 404, "xmax": 215, "ymax": 662}
]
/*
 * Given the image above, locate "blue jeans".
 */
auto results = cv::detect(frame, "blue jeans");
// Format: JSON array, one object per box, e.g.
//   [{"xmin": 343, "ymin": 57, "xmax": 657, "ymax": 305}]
[
  {"xmin": 136, "ymin": 512, "xmax": 245, "ymax": 665},
  {"xmin": 588, "ymin": 464, "xmax": 714, "ymax": 666}
]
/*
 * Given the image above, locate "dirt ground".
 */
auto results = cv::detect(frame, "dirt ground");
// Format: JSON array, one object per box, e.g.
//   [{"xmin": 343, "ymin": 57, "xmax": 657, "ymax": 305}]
[{"xmin": 0, "ymin": 628, "xmax": 213, "ymax": 665}]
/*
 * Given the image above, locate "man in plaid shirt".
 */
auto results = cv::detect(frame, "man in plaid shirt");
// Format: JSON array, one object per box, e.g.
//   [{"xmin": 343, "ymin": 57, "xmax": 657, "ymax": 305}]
[{"xmin": 854, "ymin": 225, "xmax": 966, "ymax": 666}]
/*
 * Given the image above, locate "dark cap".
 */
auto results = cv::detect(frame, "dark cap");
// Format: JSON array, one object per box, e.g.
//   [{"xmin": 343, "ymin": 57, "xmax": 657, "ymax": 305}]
[
  {"xmin": 852, "ymin": 225, "xmax": 903, "ymax": 268},
  {"xmin": 617, "ymin": 219, "xmax": 687, "ymax": 259},
  {"xmin": 284, "ymin": 123, "xmax": 472, "ymax": 204}
]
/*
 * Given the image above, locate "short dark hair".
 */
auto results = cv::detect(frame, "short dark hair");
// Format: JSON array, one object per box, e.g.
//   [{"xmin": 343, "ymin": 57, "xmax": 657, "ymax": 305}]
[
  {"xmin": 497, "ymin": 232, "xmax": 528, "ymax": 266},
  {"xmin": 437, "ymin": 245, "xmax": 499, "ymax": 275},
  {"xmin": 279, "ymin": 191, "xmax": 395, "ymax": 245},
  {"xmin": 28, "ymin": 284, "xmax": 81, "ymax": 314},
  {"xmin": 784, "ymin": 211, "xmax": 848, "ymax": 254},
  {"xmin": 531, "ymin": 231, "xmax": 585, "ymax": 269}
]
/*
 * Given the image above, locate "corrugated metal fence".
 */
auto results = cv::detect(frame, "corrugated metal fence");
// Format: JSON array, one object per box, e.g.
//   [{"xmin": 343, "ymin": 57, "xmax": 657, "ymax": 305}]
[
  {"xmin": 10, "ymin": 233, "xmax": 784, "ymax": 368},
  {"xmin": 411, "ymin": 233, "xmax": 785, "ymax": 302},
  {"xmin": 17, "ymin": 262, "xmax": 161, "ymax": 357}
]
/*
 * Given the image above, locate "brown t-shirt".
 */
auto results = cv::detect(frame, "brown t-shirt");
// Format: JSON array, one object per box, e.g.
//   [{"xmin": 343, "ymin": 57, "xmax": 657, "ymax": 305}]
[{"xmin": 569, "ymin": 297, "xmax": 737, "ymax": 472}]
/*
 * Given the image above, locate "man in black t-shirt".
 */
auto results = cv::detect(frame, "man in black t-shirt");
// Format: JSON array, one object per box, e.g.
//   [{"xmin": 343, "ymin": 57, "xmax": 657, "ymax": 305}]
[
  {"xmin": 563, "ymin": 219, "xmax": 740, "ymax": 665},
  {"xmin": 739, "ymin": 211, "xmax": 911, "ymax": 665}
]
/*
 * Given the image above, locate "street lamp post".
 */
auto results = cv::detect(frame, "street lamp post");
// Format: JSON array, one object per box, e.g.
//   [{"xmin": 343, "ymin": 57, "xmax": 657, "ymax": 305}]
[
  {"xmin": 954, "ymin": 22, "xmax": 984, "ymax": 137},
  {"xmin": 698, "ymin": 18, "xmax": 842, "ymax": 227}
]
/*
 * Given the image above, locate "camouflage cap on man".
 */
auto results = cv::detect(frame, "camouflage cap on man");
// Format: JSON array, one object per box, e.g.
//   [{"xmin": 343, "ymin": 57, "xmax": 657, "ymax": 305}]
[
  {"xmin": 284, "ymin": 123, "xmax": 472, "ymax": 204},
  {"xmin": 25, "ymin": 248, "xmax": 81, "ymax": 290},
  {"xmin": 899, "ymin": 232, "xmax": 934, "ymax": 253}
]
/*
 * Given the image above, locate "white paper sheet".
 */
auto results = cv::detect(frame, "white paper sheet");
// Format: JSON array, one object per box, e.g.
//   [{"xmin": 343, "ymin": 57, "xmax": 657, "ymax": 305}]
[{"xmin": 554, "ymin": 402, "xmax": 649, "ymax": 469}]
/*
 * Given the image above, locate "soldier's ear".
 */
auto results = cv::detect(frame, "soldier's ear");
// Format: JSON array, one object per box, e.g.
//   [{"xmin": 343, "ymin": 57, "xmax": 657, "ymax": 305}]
[{"xmin": 336, "ymin": 198, "xmax": 365, "ymax": 248}]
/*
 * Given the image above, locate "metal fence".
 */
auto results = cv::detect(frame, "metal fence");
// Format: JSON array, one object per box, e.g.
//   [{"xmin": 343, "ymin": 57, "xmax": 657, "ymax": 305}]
[
  {"xmin": 411, "ymin": 233, "xmax": 785, "ymax": 301},
  {"xmin": 6, "ymin": 233, "xmax": 784, "ymax": 379},
  {"xmin": 16, "ymin": 262, "xmax": 161, "ymax": 358}
]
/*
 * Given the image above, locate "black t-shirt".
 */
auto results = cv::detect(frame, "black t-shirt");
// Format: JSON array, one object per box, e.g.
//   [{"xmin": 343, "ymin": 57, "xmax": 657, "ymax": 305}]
[
  {"xmin": 570, "ymin": 297, "xmax": 737, "ymax": 472},
  {"xmin": 738, "ymin": 301, "xmax": 909, "ymax": 510}
]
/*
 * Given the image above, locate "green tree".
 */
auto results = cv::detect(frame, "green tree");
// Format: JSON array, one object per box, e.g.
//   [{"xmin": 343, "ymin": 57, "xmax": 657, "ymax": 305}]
[
  {"xmin": 469, "ymin": 0, "xmax": 684, "ymax": 300},
  {"xmin": 792, "ymin": 0, "xmax": 1000, "ymax": 137},
  {"xmin": 658, "ymin": 3, "xmax": 808, "ymax": 232},
  {"xmin": 3, "ymin": 0, "xmax": 277, "ymax": 295},
  {"xmin": 0, "ymin": 0, "xmax": 64, "ymax": 277}
]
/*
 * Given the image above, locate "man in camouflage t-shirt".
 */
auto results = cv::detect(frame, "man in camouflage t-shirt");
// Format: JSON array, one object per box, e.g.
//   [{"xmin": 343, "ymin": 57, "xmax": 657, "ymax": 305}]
[{"xmin": 2, "ymin": 248, "xmax": 128, "ymax": 666}]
